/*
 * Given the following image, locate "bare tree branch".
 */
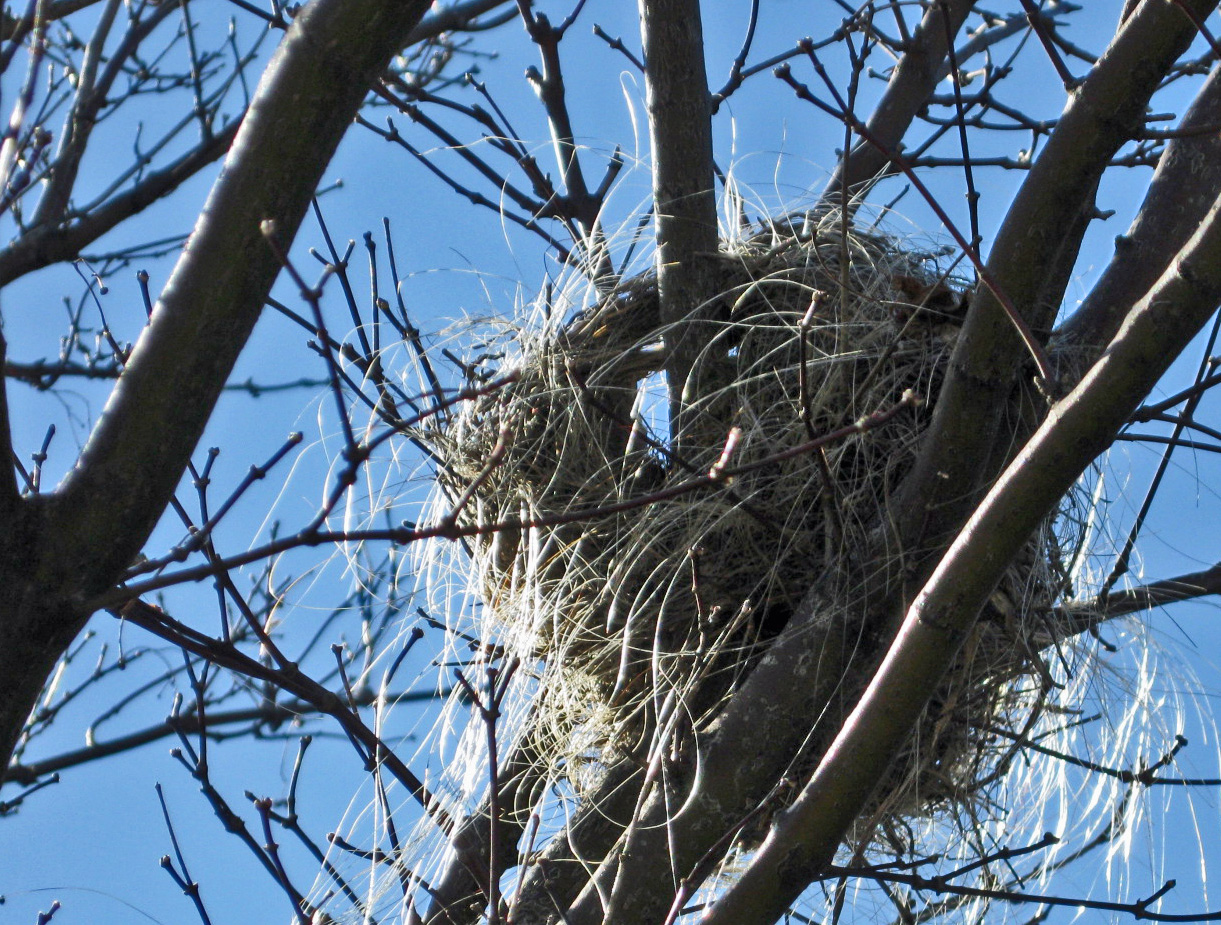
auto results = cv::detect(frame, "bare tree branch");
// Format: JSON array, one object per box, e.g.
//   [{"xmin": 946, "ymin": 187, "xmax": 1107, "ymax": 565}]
[
  {"xmin": 406, "ymin": 0, "xmax": 515, "ymax": 45},
  {"xmin": 47, "ymin": 0, "xmax": 433, "ymax": 596},
  {"xmin": 820, "ymin": 0, "xmax": 974, "ymax": 207},
  {"xmin": 1059, "ymin": 64, "xmax": 1221, "ymax": 354},
  {"xmin": 0, "ymin": 0, "xmax": 103, "ymax": 43},
  {"xmin": 0, "ymin": 120, "xmax": 240, "ymax": 286},
  {"xmin": 638, "ymin": 0, "xmax": 719, "ymax": 445},
  {"xmin": 6, "ymin": 686, "xmax": 443, "ymax": 785},
  {"xmin": 704, "ymin": 159, "xmax": 1221, "ymax": 925},
  {"xmin": 892, "ymin": 0, "xmax": 1216, "ymax": 570},
  {"xmin": 30, "ymin": 0, "xmax": 175, "ymax": 230},
  {"xmin": 1057, "ymin": 562, "xmax": 1221, "ymax": 632},
  {"xmin": 0, "ymin": 0, "xmax": 437, "ymax": 785}
]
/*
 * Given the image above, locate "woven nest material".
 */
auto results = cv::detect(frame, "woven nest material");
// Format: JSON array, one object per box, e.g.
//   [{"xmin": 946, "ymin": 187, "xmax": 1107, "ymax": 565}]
[{"xmin": 425, "ymin": 214, "xmax": 1074, "ymax": 832}]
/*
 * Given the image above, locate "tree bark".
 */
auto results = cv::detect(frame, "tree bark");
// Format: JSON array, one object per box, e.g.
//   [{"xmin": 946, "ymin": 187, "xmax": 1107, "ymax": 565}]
[
  {"xmin": 892, "ymin": 0, "xmax": 1215, "ymax": 574},
  {"xmin": 705, "ymin": 173, "xmax": 1221, "ymax": 925},
  {"xmin": 820, "ymin": 0, "xmax": 974, "ymax": 208},
  {"xmin": 0, "ymin": 0, "xmax": 435, "ymax": 784},
  {"xmin": 526, "ymin": 4, "xmax": 1221, "ymax": 921},
  {"xmin": 638, "ymin": 0, "xmax": 719, "ymax": 448},
  {"xmin": 1059, "ymin": 65, "xmax": 1221, "ymax": 355}
]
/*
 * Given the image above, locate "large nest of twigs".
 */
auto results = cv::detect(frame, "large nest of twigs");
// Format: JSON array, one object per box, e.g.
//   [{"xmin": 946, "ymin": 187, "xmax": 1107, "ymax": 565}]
[{"xmin": 424, "ymin": 212, "xmax": 1073, "ymax": 833}]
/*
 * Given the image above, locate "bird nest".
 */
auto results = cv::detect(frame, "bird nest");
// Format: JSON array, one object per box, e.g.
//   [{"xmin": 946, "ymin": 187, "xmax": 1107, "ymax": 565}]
[{"xmin": 423, "ymin": 214, "xmax": 1075, "ymax": 835}]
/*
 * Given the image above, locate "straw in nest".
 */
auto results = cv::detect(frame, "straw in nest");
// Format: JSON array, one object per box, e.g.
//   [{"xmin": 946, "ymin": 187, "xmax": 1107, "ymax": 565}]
[{"xmin": 424, "ymin": 212, "xmax": 1073, "ymax": 834}]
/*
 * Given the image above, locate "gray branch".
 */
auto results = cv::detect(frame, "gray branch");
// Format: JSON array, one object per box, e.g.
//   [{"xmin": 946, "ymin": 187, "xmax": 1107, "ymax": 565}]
[
  {"xmin": 704, "ymin": 136, "xmax": 1221, "ymax": 925},
  {"xmin": 1059, "ymin": 65, "xmax": 1221, "ymax": 355},
  {"xmin": 638, "ymin": 0, "xmax": 720, "ymax": 447},
  {"xmin": 0, "ymin": 0, "xmax": 435, "ymax": 784},
  {"xmin": 820, "ymin": 0, "xmax": 974, "ymax": 207},
  {"xmin": 892, "ymin": 0, "xmax": 1216, "ymax": 571}
]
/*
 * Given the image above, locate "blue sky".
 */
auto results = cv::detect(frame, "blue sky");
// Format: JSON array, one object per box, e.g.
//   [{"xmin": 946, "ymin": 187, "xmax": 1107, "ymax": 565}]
[{"xmin": 4, "ymin": 2, "xmax": 1221, "ymax": 923}]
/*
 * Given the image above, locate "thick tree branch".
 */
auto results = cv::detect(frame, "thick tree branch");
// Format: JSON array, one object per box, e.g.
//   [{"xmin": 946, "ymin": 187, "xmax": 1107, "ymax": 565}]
[
  {"xmin": 820, "ymin": 0, "xmax": 974, "ymax": 207},
  {"xmin": 638, "ymin": 0, "xmax": 720, "ymax": 446},
  {"xmin": 704, "ymin": 168, "xmax": 1221, "ymax": 925},
  {"xmin": 45, "ymin": 0, "xmax": 433, "ymax": 595},
  {"xmin": 0, "ymin": 0, "xmax": 435, "ymax": 787},
  {"xmin": 1059, "ymin": 64, "xmax": 1221, "ymax": 355},
  {"xmin": 0, "ymin": 330, "xmax": 18, "ymax": 520},
  {"xmin": 892, "ymin": 0, "xmax": 1216, "ymax": 567}
]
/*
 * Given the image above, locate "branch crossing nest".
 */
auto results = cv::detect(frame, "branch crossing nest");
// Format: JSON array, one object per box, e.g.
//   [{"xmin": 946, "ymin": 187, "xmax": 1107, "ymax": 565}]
[{"xmin": 424, "ymin": 214, "xmax": 1074, "ymax": 838}]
